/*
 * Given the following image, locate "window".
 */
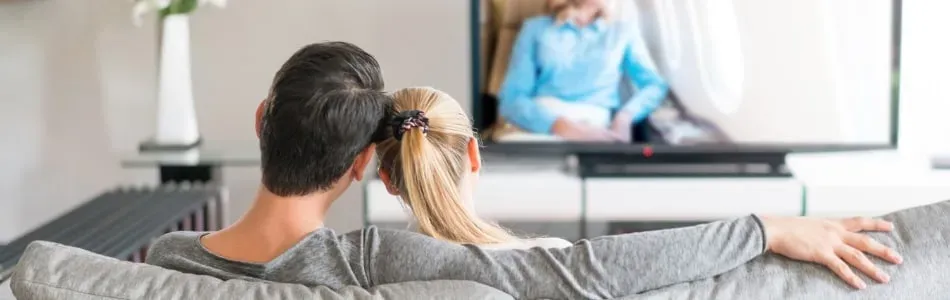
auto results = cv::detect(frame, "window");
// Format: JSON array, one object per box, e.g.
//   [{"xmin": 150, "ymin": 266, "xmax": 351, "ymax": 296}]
[{"xmin": 686, "ymin": 0, "xmax": 745, "ymax": 114}]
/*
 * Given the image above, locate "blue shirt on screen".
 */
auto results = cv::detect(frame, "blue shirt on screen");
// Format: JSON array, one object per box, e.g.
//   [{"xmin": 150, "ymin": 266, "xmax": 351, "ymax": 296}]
[{"xmin": 498, "ymin": 15, "xmax": 669, "ymax": 134}]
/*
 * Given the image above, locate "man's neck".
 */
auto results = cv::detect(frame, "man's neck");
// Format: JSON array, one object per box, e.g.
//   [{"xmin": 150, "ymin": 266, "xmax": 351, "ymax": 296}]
[
  {"xmin": 201, "ymin": 186, "xmax": 336, "ymax": 263},
  {"xmin": 234, "ymin": 187, "xmax": 333, "ymax": 236},
  {"xmin": 220, "ymin": 186, "xmax": 333, "ymax": 247}
]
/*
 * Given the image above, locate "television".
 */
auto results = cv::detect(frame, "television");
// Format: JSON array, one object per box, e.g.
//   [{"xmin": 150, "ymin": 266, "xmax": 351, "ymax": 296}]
[{"xmin": 470, "ymin": 0, "xmax": 901, "ymax": 157}]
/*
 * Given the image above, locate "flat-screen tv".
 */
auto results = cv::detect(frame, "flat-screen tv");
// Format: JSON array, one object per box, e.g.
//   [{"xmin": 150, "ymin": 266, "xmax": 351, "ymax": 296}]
[{"xmin": 471, "ymin": 0, "xmax": 901, "ymax": 155}]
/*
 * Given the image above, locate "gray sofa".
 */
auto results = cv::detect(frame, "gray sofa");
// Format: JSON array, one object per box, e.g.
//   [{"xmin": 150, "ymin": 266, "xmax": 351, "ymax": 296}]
[{"xmin": 7, "ymin": 200, "xmax": 950, "ymax": 299}]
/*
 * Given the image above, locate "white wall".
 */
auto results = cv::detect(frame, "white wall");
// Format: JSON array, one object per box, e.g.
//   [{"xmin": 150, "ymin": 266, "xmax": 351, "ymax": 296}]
[
  {"xmin": 0, "ymin": 0, "xmax": 472, "ymax": 242},
  {"xmin": 0, "ymin": 0, "xmax": 130, "ymax": 243},
  {"xmin": 898, "ymin": 0, "xmax": 950, "ymax": 155}
]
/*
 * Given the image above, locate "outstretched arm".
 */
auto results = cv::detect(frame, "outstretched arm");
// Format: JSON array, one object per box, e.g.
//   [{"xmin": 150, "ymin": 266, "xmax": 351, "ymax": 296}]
[
  {"xmin": 619, "ymin": 38, "xmax": 669, "ymax": 125},
  {"xmin": 497, "ymin": 20, "xmax": 558, "ymax": 134},
  {"xmin": 347, "ymin": 215, "xmax": 767, "ymax": 299}
]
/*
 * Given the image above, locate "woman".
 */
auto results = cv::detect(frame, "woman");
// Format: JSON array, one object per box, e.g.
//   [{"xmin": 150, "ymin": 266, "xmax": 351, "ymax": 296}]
[
  {"xmin": 376, "ymin": 86, "xmax": 901, "ymax": 289},
  {"xmin": 376, "ymin": 87, "xmax": 571, "ymax": 249},
  {"xmin": 499, "ymin": 0, "xmax": 668, "ymax": 142}
]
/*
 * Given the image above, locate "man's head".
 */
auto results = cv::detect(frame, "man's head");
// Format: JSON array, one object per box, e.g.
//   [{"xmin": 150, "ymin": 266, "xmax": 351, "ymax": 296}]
[{"xmin": 256, "ymin": 41, "xmax": 389, "ymax": 197}]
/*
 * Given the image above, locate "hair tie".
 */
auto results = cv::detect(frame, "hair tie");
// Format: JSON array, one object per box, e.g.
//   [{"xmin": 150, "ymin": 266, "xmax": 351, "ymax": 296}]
[{"xmin": 391, "ymin": 110, "xmax": 429, "ymax": 141}]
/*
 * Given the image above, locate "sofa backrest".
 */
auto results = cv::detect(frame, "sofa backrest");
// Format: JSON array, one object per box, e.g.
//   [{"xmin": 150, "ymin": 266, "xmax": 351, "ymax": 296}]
[{"xmin": 9, "ymin": 241, "xmax": 514, "ymax": 300}]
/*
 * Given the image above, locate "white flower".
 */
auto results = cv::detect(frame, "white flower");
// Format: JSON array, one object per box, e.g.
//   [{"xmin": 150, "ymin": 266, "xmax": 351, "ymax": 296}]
[
  {"xmin": 131, "ymin": 0, "xmax": 172, "ymax": 27},
  {"xmin": 199, "ymin": 0, "xmax": 227, "ymax": 8}
]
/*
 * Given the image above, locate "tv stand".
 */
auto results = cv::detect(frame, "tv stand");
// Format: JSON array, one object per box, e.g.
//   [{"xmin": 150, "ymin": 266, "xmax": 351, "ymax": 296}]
[
  {"xmin": 365, "ymin": 150, "xmax": 950, "ymax": 240},
  {"xmin": 577, "ymin": 151, "xmax": 790, "ymax": 178}
]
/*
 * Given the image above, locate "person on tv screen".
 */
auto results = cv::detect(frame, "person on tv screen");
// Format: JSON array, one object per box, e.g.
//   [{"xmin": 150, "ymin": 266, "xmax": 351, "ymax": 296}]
[{"xmin": 498, "ymin": 0, "xmax": 669, "ymax": 142}]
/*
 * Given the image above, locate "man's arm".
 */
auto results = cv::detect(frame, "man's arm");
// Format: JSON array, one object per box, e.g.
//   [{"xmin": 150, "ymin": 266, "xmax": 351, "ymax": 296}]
[{"xmin": 348, "ymin": 215, "xmax": 767, "ymax": 299}]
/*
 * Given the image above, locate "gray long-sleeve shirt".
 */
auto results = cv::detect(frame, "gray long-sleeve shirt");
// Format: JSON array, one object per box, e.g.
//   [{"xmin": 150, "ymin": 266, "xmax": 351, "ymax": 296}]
[{"xmin": 145, "ymin": 215, "xmax": 767, "ymax": 299}]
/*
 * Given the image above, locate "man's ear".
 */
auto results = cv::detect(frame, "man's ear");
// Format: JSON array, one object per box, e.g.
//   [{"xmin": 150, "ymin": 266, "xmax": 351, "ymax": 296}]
[
  {"xmin": 351, "ymin": 144, "xmax": 376, "ymax": 181},
  {"xmin": 255, "ymin": 99, "xmax": 266, "ymax": 139},
  {"xmin": 377, "ymin": 169, "xmax": 400, "ymax": 196},
  {"xmin": 467, "ymin": 137, "xmax": 481, "ymax": 173}
]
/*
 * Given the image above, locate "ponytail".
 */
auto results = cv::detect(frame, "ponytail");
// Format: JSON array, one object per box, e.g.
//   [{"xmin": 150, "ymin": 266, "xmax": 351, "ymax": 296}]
[
  {"xmin": 378, "ymin": 87, "xmax": 515, "ymax": 245},
  {"xmin": 397, "ymin": 128, "xmax": 513, "ymax": 244}
]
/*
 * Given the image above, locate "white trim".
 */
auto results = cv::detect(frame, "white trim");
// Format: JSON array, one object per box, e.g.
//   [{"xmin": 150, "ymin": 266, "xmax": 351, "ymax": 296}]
[{"xmin": 366, "ymin": 169, "xmax": 583, "ymax": 222}]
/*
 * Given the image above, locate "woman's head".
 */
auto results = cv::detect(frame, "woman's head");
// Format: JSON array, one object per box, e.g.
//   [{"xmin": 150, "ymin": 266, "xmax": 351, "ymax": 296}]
[
  {"xmin": 546, "ymin": 0, "xmax": 612, "ymax": 23},
  {"xmin": 376, "ymin": 87, "xmax": 514, "ymax": 244}
]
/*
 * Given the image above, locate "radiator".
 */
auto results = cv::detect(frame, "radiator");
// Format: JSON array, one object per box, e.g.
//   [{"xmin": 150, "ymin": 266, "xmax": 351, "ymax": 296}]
[{"xmin": 0, "ymin": 183, "xmax": 228, "ymax": 281}]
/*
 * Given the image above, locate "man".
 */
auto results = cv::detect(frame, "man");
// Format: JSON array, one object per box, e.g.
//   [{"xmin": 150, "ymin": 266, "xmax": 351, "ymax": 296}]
[{"xmin": 145, "ymin": 41, "xmax": 899, "ymax": 299}]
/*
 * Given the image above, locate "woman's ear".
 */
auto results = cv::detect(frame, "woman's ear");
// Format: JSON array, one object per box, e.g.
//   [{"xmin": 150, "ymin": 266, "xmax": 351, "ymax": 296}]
[
  {"xmin": 255, "ymin": 99, "xmax": 266, "ymax": 138},
  {"xmin": 378, "ymin": 168, "xmax": 400, "ymax": 196},
  {"xmin": 467, "ymin": 137, "xmax": 482, "ymax": 173}
]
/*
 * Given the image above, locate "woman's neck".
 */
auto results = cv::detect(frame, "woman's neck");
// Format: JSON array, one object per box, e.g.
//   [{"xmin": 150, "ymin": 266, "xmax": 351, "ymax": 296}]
[
  {"xmin": 458, "ymin": 180, "xmax": 477, "ymax": 213},
  {"xmin": 571, "ymin": 7, "xmax": 601, "ymax": 26}
]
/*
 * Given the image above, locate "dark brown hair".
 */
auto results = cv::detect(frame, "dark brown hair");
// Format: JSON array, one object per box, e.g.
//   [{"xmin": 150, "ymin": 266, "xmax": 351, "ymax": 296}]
[{"xmin": 260, "ymin": 42, "xmax": 390, "ymax": 196}]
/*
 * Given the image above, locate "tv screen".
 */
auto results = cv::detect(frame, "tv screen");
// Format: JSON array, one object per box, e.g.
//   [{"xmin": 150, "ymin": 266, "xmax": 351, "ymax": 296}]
[{"xmin": 472, "ymin": 0, "xmax": 900, "ymax": 152}]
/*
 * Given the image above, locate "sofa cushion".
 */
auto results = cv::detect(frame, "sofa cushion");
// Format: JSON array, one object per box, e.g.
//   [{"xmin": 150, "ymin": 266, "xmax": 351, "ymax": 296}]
[{"xmin": 10, "ymin": 241, "xmax": 513, "ymax": 300}]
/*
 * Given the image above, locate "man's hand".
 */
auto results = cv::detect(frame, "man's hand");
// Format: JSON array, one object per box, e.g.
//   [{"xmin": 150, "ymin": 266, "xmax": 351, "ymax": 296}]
[
  {"xmin": 551, "ymin": 118, "xmax": 623, "ymax": 142},
  {"xmin": 759, "ymin": 216, "xmax": 903, "ymax": 289}
]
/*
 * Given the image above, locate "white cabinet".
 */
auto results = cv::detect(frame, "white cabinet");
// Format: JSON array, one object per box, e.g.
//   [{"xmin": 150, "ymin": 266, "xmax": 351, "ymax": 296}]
[{"xmin": 584, "ymin": 178, "xmax": 803, "ymax": 221}]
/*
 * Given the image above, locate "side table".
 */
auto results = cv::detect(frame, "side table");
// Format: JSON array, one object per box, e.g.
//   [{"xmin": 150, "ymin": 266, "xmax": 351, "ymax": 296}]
[{"xmin": 121, "ymin": 142, "xmax": 260, "ymax": 184}]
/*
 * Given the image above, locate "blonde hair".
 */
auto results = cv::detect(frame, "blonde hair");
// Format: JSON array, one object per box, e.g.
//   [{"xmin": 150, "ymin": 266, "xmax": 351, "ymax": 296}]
[
  {"xmin": 376, "ymin": 87, "xmax": 516, "ymax": 245},
  {"xmin": 546, "ymin": 0, "xmax": 610, "ymax": 23}
]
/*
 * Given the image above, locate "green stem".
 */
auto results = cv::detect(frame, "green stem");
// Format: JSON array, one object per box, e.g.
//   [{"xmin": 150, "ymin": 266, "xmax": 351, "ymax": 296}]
[
  {"xmin": 160, "ymin": 0, "xmax": 199, "ymax": 18},
  {"xmin": 169, "ymin": 0, "xmax": 180, "ymax": 15}
]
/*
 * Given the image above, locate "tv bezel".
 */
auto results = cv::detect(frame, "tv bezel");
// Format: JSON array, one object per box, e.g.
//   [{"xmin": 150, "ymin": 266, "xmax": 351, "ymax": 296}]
[{"xmin": 469, "ymin": 0, "xmax": 902, "ymax": 156}]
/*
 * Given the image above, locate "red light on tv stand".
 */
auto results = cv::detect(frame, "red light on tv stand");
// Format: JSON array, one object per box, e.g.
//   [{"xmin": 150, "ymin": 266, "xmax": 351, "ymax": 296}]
[{"xmin": 642, "ymin": 146, "xmax": 654, "ymax": 157}]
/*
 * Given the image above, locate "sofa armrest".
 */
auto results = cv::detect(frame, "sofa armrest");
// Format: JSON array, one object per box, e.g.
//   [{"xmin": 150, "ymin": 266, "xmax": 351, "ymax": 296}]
[{"xmin": 620, "ymin": 199, "xmax": 950, "ymax": 299}]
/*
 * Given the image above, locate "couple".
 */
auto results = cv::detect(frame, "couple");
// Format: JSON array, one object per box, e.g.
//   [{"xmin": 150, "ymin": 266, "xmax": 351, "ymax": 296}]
[{"xmin": 145, "ymin": 42, "xmax": 901, "ymax": 299}]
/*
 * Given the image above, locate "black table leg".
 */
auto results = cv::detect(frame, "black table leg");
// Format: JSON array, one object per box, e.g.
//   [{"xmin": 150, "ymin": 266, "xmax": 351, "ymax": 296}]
[
  {"xmin": 158, "ymin": 164, "xmax": 225, "ymax": 230},
  {"xmin": 159, "ymin": 165, "xmax": 222, "ymax": 184}
]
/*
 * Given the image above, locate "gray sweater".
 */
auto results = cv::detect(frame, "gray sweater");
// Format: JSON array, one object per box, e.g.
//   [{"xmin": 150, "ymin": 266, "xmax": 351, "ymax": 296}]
[{"xmin": 145, "ymin": 215, "xmax": 767, "ymax": 299}]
